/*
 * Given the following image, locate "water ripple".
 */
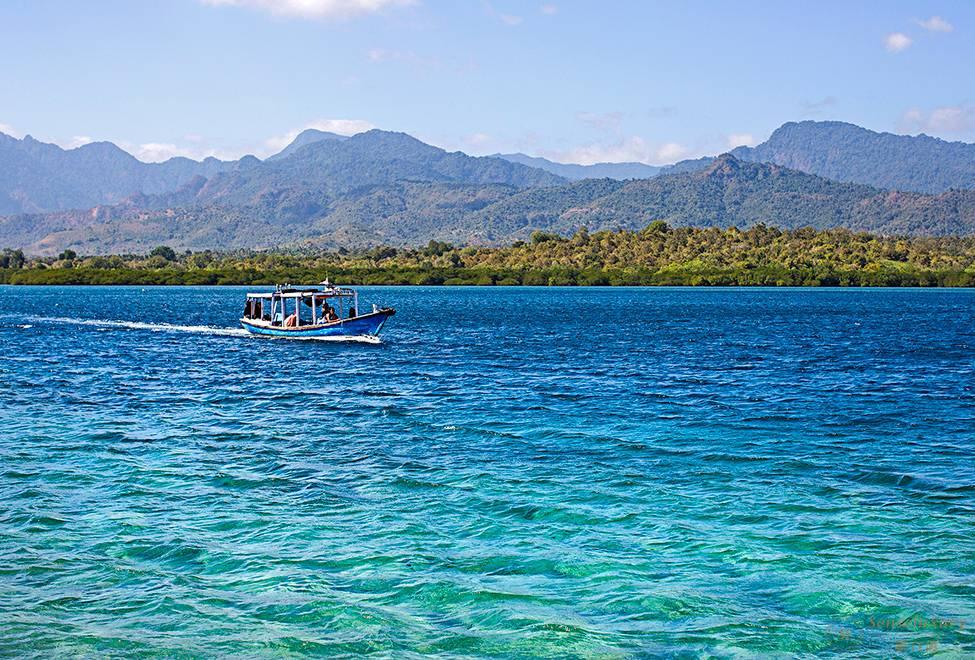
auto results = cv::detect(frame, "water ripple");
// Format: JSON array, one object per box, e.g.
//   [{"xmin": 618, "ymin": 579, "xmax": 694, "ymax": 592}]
[{"xmin": 1, "ymin": 286, "xmax": 974, "ymax": 656}]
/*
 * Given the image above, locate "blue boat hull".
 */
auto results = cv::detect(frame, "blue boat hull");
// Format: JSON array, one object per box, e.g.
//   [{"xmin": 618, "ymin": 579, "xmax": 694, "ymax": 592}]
[{"xmin": 240, "ymin": 309, "xmax": 394, "ymax": 339}]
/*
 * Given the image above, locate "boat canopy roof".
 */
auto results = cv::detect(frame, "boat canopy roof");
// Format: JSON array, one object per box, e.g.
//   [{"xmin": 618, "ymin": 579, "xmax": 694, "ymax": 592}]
[{"xmin": 246, "ymin": 282, "xmax": 356, "ymax": 299}]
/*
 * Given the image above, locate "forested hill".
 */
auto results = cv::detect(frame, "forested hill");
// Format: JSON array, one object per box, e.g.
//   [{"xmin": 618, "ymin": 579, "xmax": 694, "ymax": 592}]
[
  {"xmin": 456, "ymin": 155, "xmax": 975, "ymax": 241},
  {"xmin": 6, "ymin": 224, "xmax": 975, "ymax": 288},
  {"xmin": 731, "ymin": 121, "xmax": 975, "ymax": 193},
  {"xmin": 5, "ymin": 154, "xmax": 975, "ymax": 255},
  {"xmin": 147, "ymin": 129, "xmax": 565, "ymax": 213}
]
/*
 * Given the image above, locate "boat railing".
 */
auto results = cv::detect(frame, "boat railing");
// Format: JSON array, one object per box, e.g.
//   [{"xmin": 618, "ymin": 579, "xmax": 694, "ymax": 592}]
[{"xmin": 243, "ymin": 285, "xmax": 360, "ymax": 328}]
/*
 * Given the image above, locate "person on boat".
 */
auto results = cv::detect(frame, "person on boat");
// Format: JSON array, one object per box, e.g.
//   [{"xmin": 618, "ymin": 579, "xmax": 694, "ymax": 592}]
[
  {"xmin": 323, "ymin": 305, "xmax": 339, "ymax": 322},
  {"xmin": 284, "ymin": 312, "xmax": 299, "ymax": 328}
]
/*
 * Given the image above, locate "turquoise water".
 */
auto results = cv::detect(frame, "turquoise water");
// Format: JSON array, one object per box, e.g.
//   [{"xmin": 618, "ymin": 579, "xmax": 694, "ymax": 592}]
[{"xmin": 1, "ymin": 286, "xmax": 974, "ymax": 657}]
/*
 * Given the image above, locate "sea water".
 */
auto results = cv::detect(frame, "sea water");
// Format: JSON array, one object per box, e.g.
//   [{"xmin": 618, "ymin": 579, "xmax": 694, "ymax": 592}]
[{"xmin": 0, "ymin": 286, "xmax": 973, "ymax": 657}]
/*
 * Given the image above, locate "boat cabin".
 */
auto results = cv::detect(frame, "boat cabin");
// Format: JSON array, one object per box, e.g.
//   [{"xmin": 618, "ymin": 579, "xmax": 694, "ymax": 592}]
[
  {"xmin": 242, "ymin": 283, "xmax": 359, "ymax": 328},
  {"xmin": 240, "ymin": 281, "xmax": 394, "ymax": 339}
]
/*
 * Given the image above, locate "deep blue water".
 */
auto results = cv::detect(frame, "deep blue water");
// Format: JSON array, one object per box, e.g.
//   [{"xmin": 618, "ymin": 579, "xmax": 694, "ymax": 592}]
[{"xmin": 1, "ymin": 286, "xmax": 974, "ymax": 657}]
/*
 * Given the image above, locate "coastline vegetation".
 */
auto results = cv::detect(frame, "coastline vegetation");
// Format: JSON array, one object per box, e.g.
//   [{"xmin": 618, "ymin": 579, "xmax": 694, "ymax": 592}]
[{"xmin": 3, "ymin": 223, "xmax": 975, "ymax": 287}]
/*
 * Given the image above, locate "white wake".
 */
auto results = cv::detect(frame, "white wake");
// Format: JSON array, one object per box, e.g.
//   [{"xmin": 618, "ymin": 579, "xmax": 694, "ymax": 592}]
[{"xmin": 16, "ymin": 316, "xmax": 383, "ymax": 343}]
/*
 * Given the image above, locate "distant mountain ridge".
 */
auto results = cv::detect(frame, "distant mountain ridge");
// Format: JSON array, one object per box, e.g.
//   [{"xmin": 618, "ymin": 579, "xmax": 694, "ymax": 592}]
[
  {"xmin": 456, "ymin": 154, "xmax": 975, "ymax": 241},
  {"xmin": 732, "ymin": 121, "xmax": 975, "ymax": 193},
  {"xmin": 0, "ymin": 132, "xmax": 240, "ymax": 215},
  {"xmin": 493, "ymin": 153, "xmax": 663, "ymax": 180},
  {"xmin": 4, "ymin": 120, "xmax": 975, "ymax": 254},
  {"xmin": 5, "ymin": 154, "xmax": 975, "ymax": 255},
  {"xmin": 265, "ymin": 128, "xmax": 347, "ymax": 161},
  {"xmin": 500, "ymin": 121, "xmax": 975, "ymax": 193},
  {"xmin": 0, "ymin": 128, "xmax": 563, "ymax": 217},
  {"xmin": 141, "ymin": 129, "xmax": 565, "ymax": 217},
  {"xmin": 4, "ymin": 120, "xmax": 975, "ymax": 217}
]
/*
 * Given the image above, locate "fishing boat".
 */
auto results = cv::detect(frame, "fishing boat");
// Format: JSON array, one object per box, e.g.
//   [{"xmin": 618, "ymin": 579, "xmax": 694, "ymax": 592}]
[{"xmin": 240, "ymin": 281, "xmax": 394, "ymax": 340}]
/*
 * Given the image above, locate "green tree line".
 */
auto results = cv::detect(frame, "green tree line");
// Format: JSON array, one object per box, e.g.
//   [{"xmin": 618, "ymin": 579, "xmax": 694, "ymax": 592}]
[{"xmin": 3, "ymin": 224, "xmax": 975, "ymax": 286}]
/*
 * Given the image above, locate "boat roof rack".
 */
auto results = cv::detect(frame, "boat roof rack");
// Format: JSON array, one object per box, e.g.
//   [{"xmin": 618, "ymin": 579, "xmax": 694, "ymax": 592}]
[{"xmin": 246, "ymin": 284, "xmax": 356, "ymax": 299}]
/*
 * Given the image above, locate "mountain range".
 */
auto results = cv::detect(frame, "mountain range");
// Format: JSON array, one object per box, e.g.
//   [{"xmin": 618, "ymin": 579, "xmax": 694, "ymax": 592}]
[
  {"xmin": 2, "ymin": 121, "xmax": 975, "ymax": 254},
  {"xmin": 492, "ymin": 153, "xmax": 662, "ymax": 180},
  {"xmin": 0, "ymin": 132, "xmax": 239, "ymax": 215},
  {"xmin": 495, "ymin": 121, "xmax": 975, "ymax": 194},
  {"xmin": 265, "ymin": 129, "xmax": 348, "ymax": 161},
  {"xmin": 731, "ymin": 121, "xmax": 975, "ymax": 193}
]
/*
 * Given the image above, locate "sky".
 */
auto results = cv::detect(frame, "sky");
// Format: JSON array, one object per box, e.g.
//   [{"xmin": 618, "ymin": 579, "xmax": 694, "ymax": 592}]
[{"xmin": 0, "ymin": 0, "xmax": 972, "ymax": 164}]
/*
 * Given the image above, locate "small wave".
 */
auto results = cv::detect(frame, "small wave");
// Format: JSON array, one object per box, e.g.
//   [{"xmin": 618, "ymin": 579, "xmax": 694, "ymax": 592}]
[
  {"xmin": 25, "ymin": 315, "xmax": 251, "ymax": 337},
  {"xmin": 278, "ymin": 333, "xmax": 383, "ymax": 344},
  {"xmin": 20, "ymin": 316, "xmax": 382, "ymax": 344}
]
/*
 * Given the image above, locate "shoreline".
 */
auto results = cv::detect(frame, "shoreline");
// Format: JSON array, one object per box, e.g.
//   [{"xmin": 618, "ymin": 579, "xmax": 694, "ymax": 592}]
[
  {"xmin": 2, "ymin": 267, "xmax": 974, "ymax": 287},
  {"xmin": 6, "ymin": 226, "xmax": 975, "ymax": 287}
]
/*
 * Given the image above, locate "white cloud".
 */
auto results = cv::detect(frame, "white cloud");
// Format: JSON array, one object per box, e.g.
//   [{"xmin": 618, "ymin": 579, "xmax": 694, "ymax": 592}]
[
  {"xmin": 540, "ymin": 3, "xmax": 557, "ymax": 15},
  {"xmin": 467, "ymin": 132, "xmax": 492, "ymax": 147},
  {"xmin": 900, "ymin": 106, "xmax": 974, "ymax": 135},
  {"xmin": 419, "ymin": 131, "xmax": 497, "ymax": 156},
  {"xmin": 726, "ymin": 133, "xmax": 756, "ymax": 148},
  {"xmin": 917, "ymin": 16, "xmax": 953, "ymax": 32},
  {"xmin": 54, "ymin": 136, "xmax": 95, "ymax": 149},
  {"xmin": 199, "ymin": 0, "xmax": 414, "ymax": 20},
  {"xmin": 367, "ymin": 48, "xmax": 392, "ymax": 62},
  {"xmin": 3, "ymin": 119, "xmax": 376, "ymax": 163},
  {"xmin": 88, "ymin": 119, "xmax": 373, "ymax": 162},
  {"xmin": 544, "ymin": 136, "xmax": 688, "ymax": 166},
  {"xmin": 126, "ymin": 139, "xmax": 252, "ymax": 162},
  {"xmin": 554, "ymin": 137, "xmax": 650, "ymax": 165},
  {"xmin": 884, "ymin": 32, "xmax": 912, "ymax": 52},
  {"xmin": 1, "ymin": 128, "xmax": 92, "ymax": 149},
  {"xmin": 263, "ymin": 118, "xmax": 375, "ymax": 154},
  {"xmin": 655, "ymin": 142, "xmax": 688, "ymax": 162},
  {"xmin": 134, "ymin": 143, "xmax": 198, "ymax": 162},
  {"xmin": 0, "ymin": 122, "xmax": 20, "ymax": 138}
]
